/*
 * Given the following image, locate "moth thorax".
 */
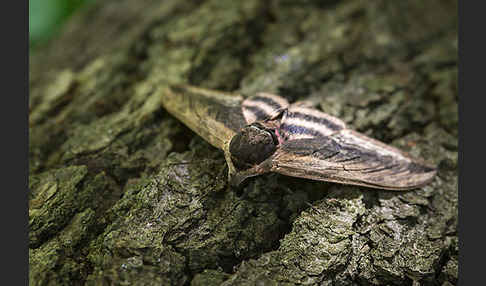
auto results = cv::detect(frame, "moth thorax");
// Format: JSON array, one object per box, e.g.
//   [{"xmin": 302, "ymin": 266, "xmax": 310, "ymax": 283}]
[{"xmin": 229, "ymin": 124, "xmax": 278, "ymax": 170}]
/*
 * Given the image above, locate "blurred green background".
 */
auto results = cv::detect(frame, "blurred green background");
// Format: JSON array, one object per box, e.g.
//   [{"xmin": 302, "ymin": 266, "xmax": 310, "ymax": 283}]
[{"xmin": 29, "ymin": 0, "xmax": 95, "ymax": 51}]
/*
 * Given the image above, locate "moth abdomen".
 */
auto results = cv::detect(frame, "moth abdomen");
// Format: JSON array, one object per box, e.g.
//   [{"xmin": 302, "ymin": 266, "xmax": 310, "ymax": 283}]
[
  {"xmin": 229, "ymin": 123, "xmax": 279, "ymax": 170},
  {"xmin": 242, "ymin": 93, "xmax": 289, "ymax": 124}
]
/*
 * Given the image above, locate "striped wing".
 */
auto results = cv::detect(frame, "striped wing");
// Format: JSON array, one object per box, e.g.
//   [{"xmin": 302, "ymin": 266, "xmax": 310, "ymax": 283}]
[
  {"xmin": 271, "ymin": 107, "xmax": 436, "ymax": 190},
  {"xmin": 242, "ymin": 93, "xmax": 289, "ymax": 124},
  {"xmin": 279, "ymin": 106, "xmax": 346, "ymax": 140}
]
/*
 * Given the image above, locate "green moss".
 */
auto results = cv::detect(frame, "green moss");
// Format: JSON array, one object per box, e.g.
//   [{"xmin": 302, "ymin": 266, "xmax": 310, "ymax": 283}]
[
  {"xmin": 191, "ymin": 269, "xmax": 230, "ymax": 286},
  {"xmin": 29, "ymin": 165, "xmax": 89, "ymax": 248},
  {"xmin": 29, "ymin": 208, "xmax": 96, "ymax": 286}
]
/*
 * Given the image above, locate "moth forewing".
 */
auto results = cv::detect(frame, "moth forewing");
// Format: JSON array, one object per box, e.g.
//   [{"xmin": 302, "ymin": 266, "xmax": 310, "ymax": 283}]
[
  {"xmin": 270, "ymin": 130, "xmax": 436, "ymax": 191},
  {"xmin": 160, "ymin": 85, "xmax": 247, "ymax": 150}
]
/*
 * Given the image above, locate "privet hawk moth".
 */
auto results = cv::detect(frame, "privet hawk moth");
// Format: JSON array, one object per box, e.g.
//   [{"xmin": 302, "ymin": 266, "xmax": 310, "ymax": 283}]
[{"xmin": 160, "ymin": 85, "xmax": 436, "ymax": 190}]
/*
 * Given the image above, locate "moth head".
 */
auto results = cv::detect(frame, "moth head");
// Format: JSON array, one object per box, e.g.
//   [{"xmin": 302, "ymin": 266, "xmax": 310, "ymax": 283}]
[{"xmin": 229, "ymin": 123, "xmax": 278, "ymax": 170}]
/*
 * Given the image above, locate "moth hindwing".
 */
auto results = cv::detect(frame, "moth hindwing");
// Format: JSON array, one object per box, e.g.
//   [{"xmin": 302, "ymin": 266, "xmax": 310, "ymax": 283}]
[{"xmin": 161, "ymin": 85, "xmax": 436, "ymax": 191}]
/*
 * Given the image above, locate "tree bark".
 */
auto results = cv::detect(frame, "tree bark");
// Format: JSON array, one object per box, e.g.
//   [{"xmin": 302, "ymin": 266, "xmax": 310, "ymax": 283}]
[{"xmin": 29, "ymin": 0, "xmax": 458, "ymax": 285}]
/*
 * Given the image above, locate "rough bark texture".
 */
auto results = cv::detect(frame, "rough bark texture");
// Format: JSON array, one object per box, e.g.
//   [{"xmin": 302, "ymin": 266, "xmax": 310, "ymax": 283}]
[{"xmin": 29, "ymin": 0, "xmax": 458, "ymax": 285}]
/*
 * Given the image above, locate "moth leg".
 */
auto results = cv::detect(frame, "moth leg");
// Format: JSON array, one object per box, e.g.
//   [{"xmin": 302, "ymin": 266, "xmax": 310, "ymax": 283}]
[
  {"xmin": 223, "ymin": 150, "xmax": 273, "ymax": 187},
  {"xmin": 228, "ymin": 171, "xmax": 250, "ymax": 187},
  {"xmin": 228, "ymin": 167, "xmax": 268, "ymax": 187},
  {"xmin": 223, "ymin": 150, "xmax": 238, "ymax": 183},
  {"xmin": 223, "ymin": 150, "xmax": 251, "ymax": 186}
]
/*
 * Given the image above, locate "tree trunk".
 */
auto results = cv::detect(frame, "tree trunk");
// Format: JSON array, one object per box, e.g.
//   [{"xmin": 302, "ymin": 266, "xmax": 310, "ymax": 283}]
[{"xmin": 29, "ymin": 0, "xmax": 458, "ymax": 285}]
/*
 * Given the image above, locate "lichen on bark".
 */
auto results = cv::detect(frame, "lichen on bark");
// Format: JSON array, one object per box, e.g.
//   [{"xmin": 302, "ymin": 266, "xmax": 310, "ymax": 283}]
[{"xmin": 29, "ymin": 0, "xmax": 457, "ymax": 285}]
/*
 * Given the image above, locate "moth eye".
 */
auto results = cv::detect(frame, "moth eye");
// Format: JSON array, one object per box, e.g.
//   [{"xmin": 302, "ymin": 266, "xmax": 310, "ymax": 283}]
[{"xmin": 229, "ymin": 125, "xmax": 278, "ymax": 170}]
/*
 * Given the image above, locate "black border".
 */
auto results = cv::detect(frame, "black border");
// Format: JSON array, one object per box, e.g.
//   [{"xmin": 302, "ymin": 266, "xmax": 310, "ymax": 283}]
[
  {"xmin": 4, "ymin": 0, "xmax": 29, "ymax": 284},
  {"xmin": 458, "ymin": 1, "xmax": 472, "ymax": 285}
]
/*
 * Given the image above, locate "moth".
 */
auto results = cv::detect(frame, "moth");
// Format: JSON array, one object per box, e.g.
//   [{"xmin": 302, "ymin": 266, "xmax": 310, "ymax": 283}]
[{"xmin": 160, "ymin": 85, "xmax": 436, "ymax": 190}]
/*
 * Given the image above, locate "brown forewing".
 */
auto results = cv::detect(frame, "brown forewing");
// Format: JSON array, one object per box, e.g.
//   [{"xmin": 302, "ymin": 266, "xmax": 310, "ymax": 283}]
[
  {"xmin": 160, "ymin": 85, "xmax": 247, "ymax": 149},
  {"xmin": 270, "ymin": 129, "xmax": 436, "ymax": 190}
]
